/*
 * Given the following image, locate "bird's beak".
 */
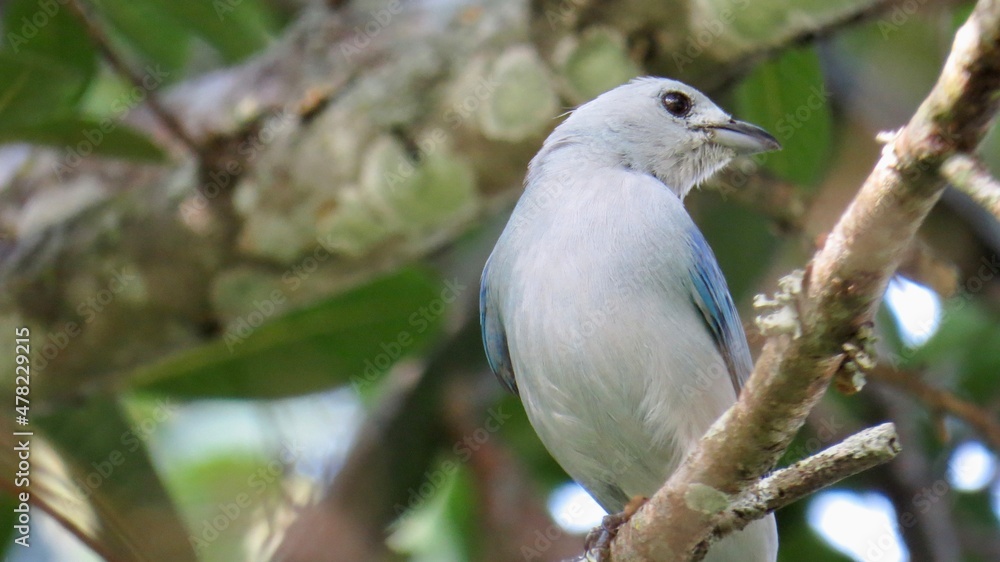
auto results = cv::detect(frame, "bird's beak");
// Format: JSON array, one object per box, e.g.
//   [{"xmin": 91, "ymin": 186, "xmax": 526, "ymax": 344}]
[{"xmin": 704, "ymin": 119, "xmax": 781, "ymax": 155}]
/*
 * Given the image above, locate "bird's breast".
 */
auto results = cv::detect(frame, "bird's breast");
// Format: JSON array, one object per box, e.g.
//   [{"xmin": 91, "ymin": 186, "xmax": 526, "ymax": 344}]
[{"xmin": 492, "ymin": 173, "xmax": 737, "ymax": 506}]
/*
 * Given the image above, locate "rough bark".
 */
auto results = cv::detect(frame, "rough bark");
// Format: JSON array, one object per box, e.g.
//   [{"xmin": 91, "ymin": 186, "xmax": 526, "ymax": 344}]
[{"xmin": 713, "ymin": 423, "xmax": 900, "ymax": 537}]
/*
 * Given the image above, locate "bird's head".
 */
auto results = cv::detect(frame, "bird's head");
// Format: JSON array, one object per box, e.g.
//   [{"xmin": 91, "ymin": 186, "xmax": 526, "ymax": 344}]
[{"xmin": 552, "ymin": 77, "xmax": 781, "ymax": 198}]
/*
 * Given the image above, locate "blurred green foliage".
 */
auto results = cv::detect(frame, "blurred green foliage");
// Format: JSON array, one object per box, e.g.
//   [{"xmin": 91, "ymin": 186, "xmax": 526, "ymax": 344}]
[
  {"xmin": 130, "ymin": 268, "xmax": 446, "ymax": 399},
  {"xmin": 0, "ymin": 0, "xmax": 280, "ymax": 159},
  {"xmin": 2, "ymin": 1, "xmax": 999, "ymax": 561},
  {"xmin": 735, "ymin": 46, "xmax": 833, "ymax": 186}
]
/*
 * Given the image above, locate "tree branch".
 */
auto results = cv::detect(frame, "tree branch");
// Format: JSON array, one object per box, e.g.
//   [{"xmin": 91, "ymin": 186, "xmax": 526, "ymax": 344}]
[
  {"xmin": 941, "ymin": 153, "xmax": 1000, "ymax": 223},
  {"xmin": 713, "ymin": 422, "xmax": 900, "ymax": 538},
  {"xmin": 66, "ymin": 0, "xmax": 203, "ymax": 159},
  {"xmin": 611, "ymin": 0, "xmax": 1000, "ymax": 559},
  {"xmin": 0, "ymin": 0, "xmax": 899, "ymax": 412},
  {"xmin": 871, "ymin": 365, "xmax": 1000, "ymax": 452}
]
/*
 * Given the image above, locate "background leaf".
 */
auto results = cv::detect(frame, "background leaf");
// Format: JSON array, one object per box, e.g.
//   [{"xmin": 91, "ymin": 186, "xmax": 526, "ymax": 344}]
[
  {"xmin": 0, "ymin": 116, "xmax": 166, "ymax": 161},
  {"xmin": 1, "ymin": 0, "xmax": 97, "ymax": 120},
  {"xmin": 91, "ymin": 0, "xmax": 192, "ymax": 76},
  {"xmin": 0, "ymin": 51, "xmax": 88, "ymax": 125},
  {"xmin": 26, "ymin": 399, "xmax": 197, "ymax": 560},
  {"xmin": 734, "ymin": 46, "xmax": 833, "ymax": 186},
  {"xmin": 130, "ymin": 269, "xmax": 447, "ymax": 399},
  {"xmin": 142, "ymin": 0, "xmax": 273, "ymax": 63}
]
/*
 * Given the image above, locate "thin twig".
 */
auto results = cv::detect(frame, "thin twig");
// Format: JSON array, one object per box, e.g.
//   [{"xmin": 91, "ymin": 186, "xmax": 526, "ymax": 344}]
[
  {"xmin": 871, "ymin": 366, "xmax": 1000, "ymax": 452},
  {"xmin": 941, "ymin": 153, "xmax": 1000, "ymax": 223},
  {"xmin": 65, "ymin": 0, "xmax": 203, "ymax": 159},
  {"xmin": 714, "ymin": 423, "xmax": 901, "ymax": 537}
]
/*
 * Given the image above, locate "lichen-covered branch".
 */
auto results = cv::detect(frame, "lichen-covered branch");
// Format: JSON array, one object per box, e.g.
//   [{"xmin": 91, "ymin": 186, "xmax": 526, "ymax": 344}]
[
  {"xmin": 713, "ymin": 423, "xmax": 900, "ymax": 537},
  {"xmin": 0, "ymin": 0, "xmax": 903, "ymax": 410},
  {"xmin": 610, "ymin": 0, "xmax": 1000, "ymax": 559}
]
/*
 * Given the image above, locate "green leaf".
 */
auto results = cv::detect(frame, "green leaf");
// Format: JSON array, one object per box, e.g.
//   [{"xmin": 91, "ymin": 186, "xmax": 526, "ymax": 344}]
[
  {"xmin": 0, "ymin": 115, "xmax": 166, "ymax": 161},
  {"xmin": 91, "ymin": 0, "xmax": 192, "ymax": 75},
  {"xmin": 130, "ymin": 268, "xmax": 447, "ymax": 399},
  {"xmin": 30, "ymin": 398, "xmax": 197, "ymax": 561},
  {"xmin": 734, "ymin": 46, "xmax": 833, "ymax": 186},
  {"xmin": 2, "ymin": 0, "xmax": 96, "ymax": 105},
  {"xmin": 0, "ymin": 51, "xmax": 88, "ymax": 125},
  {"xmin": 143, "ymin": 0, "xmax": 272, "ymax": 63}
]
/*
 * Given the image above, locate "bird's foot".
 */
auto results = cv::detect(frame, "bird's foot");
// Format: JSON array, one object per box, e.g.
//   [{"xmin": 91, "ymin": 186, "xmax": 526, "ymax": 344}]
[
  {"xmin": 753, "ymin": 269, "xmax": 805, "ymax": 338},
  {"xmin": 584, "ymin": 496, "xmax": 647, "ymax": 561},
  {"xmin": 835, "ymin": 323, "xmax": 877, "ymax": 394}
]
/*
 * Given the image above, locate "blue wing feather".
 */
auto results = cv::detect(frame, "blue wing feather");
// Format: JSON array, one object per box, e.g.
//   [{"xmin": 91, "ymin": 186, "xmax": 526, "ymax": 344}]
[
  {"xmin": 480, "ymin": 259, "xmax": 517, "ymax": 395},
  {"xmin": 686, "ymin": 228, "xmax": 753, "ymax": 395}
]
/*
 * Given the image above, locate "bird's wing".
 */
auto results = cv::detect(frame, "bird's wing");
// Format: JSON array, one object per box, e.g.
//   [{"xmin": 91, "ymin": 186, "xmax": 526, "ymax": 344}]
[
  {"xmin": 480, "ymin": 258, "xmax": 517, "ymax": 395},
  {"xmin": 686, "ymin": 228, "xmax": 754, "ymax": 395}
]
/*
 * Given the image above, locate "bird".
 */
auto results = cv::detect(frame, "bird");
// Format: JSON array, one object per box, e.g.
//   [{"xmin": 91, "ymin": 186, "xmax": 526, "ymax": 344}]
[{"xmin": 479, "ymin": 77, "xmax": 781, "ymax": 561}]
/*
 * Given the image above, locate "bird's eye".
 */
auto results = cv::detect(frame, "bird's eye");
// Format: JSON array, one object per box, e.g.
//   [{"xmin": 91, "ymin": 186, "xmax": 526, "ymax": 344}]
[{"xmin": 661, "ymin": 91, "xmax": 692, "ymax": 117}]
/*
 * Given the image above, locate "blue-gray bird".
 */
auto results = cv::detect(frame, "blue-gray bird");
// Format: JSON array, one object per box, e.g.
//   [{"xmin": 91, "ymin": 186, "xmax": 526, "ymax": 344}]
[{"xmin": 479, "ymin": 77, "xmax": 781, "ymax": 561}]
